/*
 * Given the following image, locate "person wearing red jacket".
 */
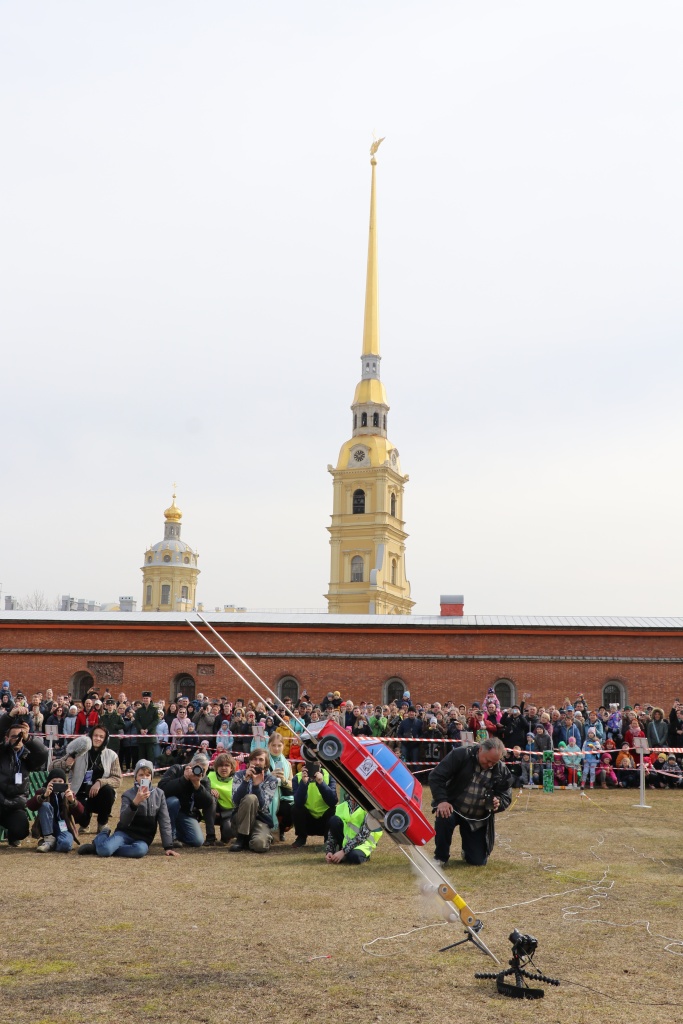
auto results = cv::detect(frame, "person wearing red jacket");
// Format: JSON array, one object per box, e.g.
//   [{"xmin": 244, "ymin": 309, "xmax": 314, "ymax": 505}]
[{"xmin": 74, "ymin": 698, "xmax": 99, "ymax": 735}]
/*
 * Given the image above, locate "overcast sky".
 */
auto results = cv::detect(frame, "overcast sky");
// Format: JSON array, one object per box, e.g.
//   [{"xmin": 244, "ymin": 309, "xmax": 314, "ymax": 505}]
[{"xmin": 2, "ymin": 2, "xmax": 682, "ymax": 616}]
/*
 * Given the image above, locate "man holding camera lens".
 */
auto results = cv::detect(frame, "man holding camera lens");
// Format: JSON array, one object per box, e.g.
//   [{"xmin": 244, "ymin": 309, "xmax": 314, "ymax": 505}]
[
  {"xmin": 429, "ymin": 737, "xmax": 512, "ymax": 867},
  {"xmin": 292, "ymin": 757, "xmax": 337, "ymax": 848},
  {"xmin": 157, "ymin": 751, "xmax": 213, "ymax": 846},
  {"xmin": 0, "ymin": 719, "xmax": 49, "ymax": 847},
  {"xmin": 229, "ymin": 748, "xmax": 279, "ymax": 852}
]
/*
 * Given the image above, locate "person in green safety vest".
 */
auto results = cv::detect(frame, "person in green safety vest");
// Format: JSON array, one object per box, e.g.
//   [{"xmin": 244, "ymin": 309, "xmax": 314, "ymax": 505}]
[
  {"xmin": 292, "ymin": 760, "xmax": 337, "ymax": 848},
  {"xmin": 325, "ymin": 795, "xmax": 383, "ymax": 865},
  {"xmin": 204, "ymin": 753, "xmax": 237, "ymax": 845}
]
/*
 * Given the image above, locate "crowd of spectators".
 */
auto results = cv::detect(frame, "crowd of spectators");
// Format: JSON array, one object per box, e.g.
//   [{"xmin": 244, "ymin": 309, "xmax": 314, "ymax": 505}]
[{"xmin": 0, "ymin": 677, "xmax": 681, "ymax": 858}]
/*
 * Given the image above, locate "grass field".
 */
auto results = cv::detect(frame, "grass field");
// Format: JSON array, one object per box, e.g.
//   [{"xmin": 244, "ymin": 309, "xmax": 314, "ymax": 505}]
[{"xmin": 1, "ymin": 785, "xmax": 682, "ymax": 1024}]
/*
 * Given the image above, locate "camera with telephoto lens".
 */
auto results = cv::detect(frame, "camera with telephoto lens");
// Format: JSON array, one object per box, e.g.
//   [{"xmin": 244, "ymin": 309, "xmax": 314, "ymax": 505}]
[{"xmin": 191, "ymin": 765, "xmax": 204, "ymax": 777}]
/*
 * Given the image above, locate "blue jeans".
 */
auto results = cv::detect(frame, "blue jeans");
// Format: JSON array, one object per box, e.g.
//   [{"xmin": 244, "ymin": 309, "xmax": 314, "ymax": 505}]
[
  {"xmin": 38, "ymin": 804, "xmax": 74, "ymax": 852},
  {"xmin": 165, "ymin": 796, "xmax": 205, "ymax": 846},
  {"xmin": 400, "ymin": 741, "xmax": 419, "ymax": 764},
  {"xmin": 93, "ymin": 829, "xmax": 149, "ymax": 858}
]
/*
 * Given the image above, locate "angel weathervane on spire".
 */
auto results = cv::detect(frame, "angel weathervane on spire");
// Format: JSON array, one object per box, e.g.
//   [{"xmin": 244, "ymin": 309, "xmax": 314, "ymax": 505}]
[{"xmin": 370, "ymin": 135, "xmax": 385, "ymax": 160}]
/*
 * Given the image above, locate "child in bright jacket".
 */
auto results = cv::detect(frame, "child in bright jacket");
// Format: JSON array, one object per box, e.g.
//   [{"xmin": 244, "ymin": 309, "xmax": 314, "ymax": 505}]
[
  {"xmin": 562, "ymin": 737, "xmax": 582, "ymax": 788},
  {"xmin": 581, "ymin": 729, "xmax": 602, "ymax": 788}
]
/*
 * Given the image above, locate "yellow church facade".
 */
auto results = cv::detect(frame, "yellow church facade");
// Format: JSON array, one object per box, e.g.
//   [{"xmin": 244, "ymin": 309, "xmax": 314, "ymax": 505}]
[
  {"xmin": 325, "ymin": 143, "xmax": 414, "ymax": 615},
  {"xmin": 141, "ymin": 494, "xmax": 200, "ymax": 612}
]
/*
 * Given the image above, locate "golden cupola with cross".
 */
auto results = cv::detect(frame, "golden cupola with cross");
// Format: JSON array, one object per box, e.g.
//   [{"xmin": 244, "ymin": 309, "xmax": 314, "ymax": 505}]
[
  {"xmin": 141, "ymin": 491, "xmax": 200, "ymax": 612},
  {"xmin": 325, "ymin": 141, "xmax": 414, "ymax": 615}
]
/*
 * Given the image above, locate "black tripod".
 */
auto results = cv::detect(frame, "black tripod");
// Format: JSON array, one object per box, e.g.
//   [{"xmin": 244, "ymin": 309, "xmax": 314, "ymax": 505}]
[{"xmin": 475, "ymin": 930, "xmax": 560, "ymax": 999}]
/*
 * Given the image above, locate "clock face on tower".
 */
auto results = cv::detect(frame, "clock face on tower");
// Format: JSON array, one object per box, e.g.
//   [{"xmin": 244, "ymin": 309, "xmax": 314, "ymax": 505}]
[{"xmin": 353, "ymin": 448, "xmax": 366, "ymax": 463}]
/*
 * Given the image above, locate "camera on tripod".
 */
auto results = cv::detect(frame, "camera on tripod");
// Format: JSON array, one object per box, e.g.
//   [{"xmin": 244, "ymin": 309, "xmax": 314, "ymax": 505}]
[{"xmin": 509, "ymin": 929, "xmax": 538, "ymax": 960}]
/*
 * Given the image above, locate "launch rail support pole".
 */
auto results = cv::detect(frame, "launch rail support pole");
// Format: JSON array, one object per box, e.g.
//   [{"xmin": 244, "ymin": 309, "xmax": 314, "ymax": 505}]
[{"xmin": 632, "ymin": 747, "xmax": 651, "ymax": 809}]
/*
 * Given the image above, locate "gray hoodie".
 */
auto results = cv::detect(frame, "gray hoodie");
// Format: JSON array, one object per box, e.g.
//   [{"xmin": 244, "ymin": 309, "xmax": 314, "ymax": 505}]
[{"xmin": 116, "ymin": 783, "xmax": 173, "ymax": 850}]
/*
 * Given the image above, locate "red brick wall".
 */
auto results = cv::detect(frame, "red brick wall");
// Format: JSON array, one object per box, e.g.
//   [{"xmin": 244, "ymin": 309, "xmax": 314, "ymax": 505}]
[{"xmin": 1, "ymin": 619, "xmax": 682, "ymax": 709}]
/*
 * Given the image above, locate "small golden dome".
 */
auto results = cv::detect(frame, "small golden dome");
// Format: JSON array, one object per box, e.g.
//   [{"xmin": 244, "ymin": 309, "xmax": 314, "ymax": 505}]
[{"xmin": 164, "ymin": 492, "xmax": 182, "ymax": 522}]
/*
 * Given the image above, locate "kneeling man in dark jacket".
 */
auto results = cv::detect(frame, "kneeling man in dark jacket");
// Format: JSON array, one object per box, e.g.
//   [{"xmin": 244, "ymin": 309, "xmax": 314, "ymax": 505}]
[{"xmin": 429, "ymin": 737, "xmax": 511, "ymax": 867}]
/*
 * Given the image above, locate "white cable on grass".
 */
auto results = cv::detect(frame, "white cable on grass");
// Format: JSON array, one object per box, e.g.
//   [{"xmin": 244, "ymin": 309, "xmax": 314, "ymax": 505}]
[
  {"xmin": 362, "ymin": 921, "xmax": 448, "ymax": 957},
  {"xmin": 479, "ymin": 813, "xmax": 683, "ymax": 959}
]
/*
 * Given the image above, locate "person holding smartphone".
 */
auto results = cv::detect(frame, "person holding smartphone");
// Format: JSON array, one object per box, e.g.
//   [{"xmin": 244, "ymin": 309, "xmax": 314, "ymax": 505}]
[
  {"xmin": 79, "ymin": 760, "xmax": 179, "ymax": 858},
  {"xmin": 28, "ymin": 768, "xmax": 83, "ymax": 853}
]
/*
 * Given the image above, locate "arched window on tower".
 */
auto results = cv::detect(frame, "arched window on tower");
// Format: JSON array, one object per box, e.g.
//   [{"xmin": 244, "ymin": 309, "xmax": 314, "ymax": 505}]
[
  {"xmin": 181, "ymin": 586, "xmax": 189, "ymax": 600},
  {"xmin": 390, "ymin": 492, "xmax": 396, "ymax": 517},
  {"xmin": 353, "ymin": 489, "xmax": 365, "ymax": 514},
  {"xmin": 361, "ymin": 412, "xmax": 368, "ymax": 427},
  {"xmin": 146, "ymin": 584, "xmax": 152, "ymax": 605},
  {"xmin": 161, "ymin": 584, "xmax": 171, "ymax": 606},
  {"xmin": 354, "ymin": 414, "xmax": 357, "ymax": 429},
  {"xmin": 383, "ymin": 415, "xmax": 386, "ymax": 430},
  {"xmin": 373, "ymin": 412, "xmax": 379, "ymax": 427},
  {"xmin": 391, "ymin": 558, "xmax": 397, "ymax": 585},
  {"xmin": 351, "ymin": 556, "xmax": 364, "ymax": 582}
]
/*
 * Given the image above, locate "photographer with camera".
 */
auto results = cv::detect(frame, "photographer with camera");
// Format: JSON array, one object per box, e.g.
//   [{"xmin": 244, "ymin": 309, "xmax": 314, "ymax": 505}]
[
  {"xmin": 292, "ymin": 757, "xmax": 337, "ymax": 848},
  {"xmin": 1, "ymin": 693, "xmax": 34, "ymax": 732},
  {"xmin": 429, "ymin": 737, "xmax": 511, "ymax": 867},
  {"xmin": 229, "ymin": 748, "xmax": 279, "ymax": 852},
  {"xmin": 0, "ymin": 719, "xmax": 49, "ymax": 846},
  {"xmin": 157, "ymin": 751, "xmax": 213, "ymax": 847},
  {"xmin": 79, "ymin": 760, "xmax": 179, "ymax": 858},
  {"xmin": 28, "ymin": 768, "xmax": 83, "ymax": 852}
]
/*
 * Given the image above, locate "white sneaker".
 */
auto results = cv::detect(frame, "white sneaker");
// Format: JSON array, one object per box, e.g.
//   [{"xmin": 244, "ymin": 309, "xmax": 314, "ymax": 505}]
[
  {"xmin": 433, "ymin": 857, "xmax": 448, "ymax": 868},
  {"xmin": 36, "ymin": 836, "xmax": 57, "ymax": 853}
]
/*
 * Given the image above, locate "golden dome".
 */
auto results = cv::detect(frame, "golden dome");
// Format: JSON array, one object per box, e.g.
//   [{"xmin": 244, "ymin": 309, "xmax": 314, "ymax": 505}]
[{"xmin": 164, "ymin": 492, "xmax": 182, "ymax": 522}]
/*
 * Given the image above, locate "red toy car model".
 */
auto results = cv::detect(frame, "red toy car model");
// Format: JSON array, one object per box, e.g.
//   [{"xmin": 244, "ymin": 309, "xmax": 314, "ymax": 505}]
[{"xmin": 303, "ymin": 719, "xmax": 435, "ymax": 847}]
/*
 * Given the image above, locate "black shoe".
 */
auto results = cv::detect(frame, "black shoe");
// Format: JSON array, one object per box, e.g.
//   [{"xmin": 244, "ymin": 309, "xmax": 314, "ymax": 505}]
[
  {"xmin": 204, "ymin": 835, "xmax": 217, "ymax": 846},
  {"xmin": 8, "ymin": 840, "xmax": 22, "ymax": 848},
  {"xmin": 279, "ymin": 831, "xmax": 286, "ymax": 842},
  {"xmin": 229, "ymin": 837, "xmax": 248, "ymax": 852},
  {"xmin": 78, "ymin": 843, "xmax": 96, "ymax": 856},
  {"xmin": 292, "ymin": 837, "xmax": 306, "ymax": 848}
]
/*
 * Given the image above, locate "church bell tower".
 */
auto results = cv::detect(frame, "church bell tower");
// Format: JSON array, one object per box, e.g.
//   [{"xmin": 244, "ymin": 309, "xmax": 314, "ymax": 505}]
[{"xmin": 325, "ymin": 141, "xmax": 414, "ymax": 615}]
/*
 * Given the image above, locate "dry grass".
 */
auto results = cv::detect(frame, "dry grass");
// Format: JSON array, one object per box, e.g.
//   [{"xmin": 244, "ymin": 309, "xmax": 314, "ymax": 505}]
[{"xmin": 1, "ymin": 785, "xmax": 682, "ymax": 1024}]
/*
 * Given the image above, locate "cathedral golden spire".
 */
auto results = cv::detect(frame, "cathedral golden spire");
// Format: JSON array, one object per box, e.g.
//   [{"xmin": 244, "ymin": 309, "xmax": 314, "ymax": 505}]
[{"xmin": 362, "ymin": 137, "xmax": 384, "ymax": 358}]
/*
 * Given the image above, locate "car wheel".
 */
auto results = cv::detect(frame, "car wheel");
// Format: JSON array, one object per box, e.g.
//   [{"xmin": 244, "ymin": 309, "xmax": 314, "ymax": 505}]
[
  {"xmin": 318, "ymin": 736, "xmax": 343, "ymax": 761},
  {"xmin": 301, "ymin": 742, "xmax": 317, "ymax": 762},
  {"xmin": 384, "ymin": 807, "xmax": 410, "ymax": 833}
]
